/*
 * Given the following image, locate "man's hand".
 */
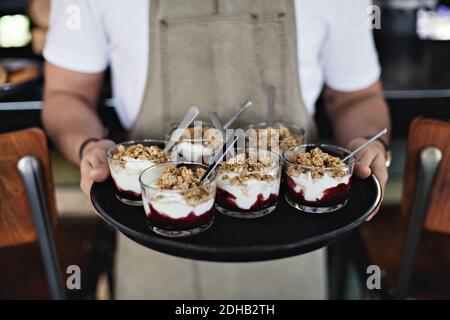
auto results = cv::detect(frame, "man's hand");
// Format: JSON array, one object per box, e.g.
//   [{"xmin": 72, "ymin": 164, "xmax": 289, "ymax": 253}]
[
  {"xmin": 347, "ymin": 137, "xmax": 388, "ymax": 221},
  {"xmin": 80, "ymin": 139, "xmax": 116, "ymax": 199}
]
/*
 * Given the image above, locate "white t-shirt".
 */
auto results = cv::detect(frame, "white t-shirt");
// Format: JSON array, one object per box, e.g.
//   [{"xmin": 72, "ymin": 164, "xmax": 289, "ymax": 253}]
[{"xmin": 44, "ymin": 0, "xmax": 380, "ymax": 129}]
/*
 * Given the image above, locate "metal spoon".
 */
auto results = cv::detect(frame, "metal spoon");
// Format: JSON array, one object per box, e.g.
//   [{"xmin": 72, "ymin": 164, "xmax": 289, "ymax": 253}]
[
  {"xmin": 342, "ymin": 128, "xmax": 388, "ymax": 163},
  {"xmin": 198, "ymin": 134, "xmax": 238, "ymax": 186},
  {"xmin": 223, "ymin": 100, "xmax": 252, "ymax": 129},
  {"xmin": 164, "ymin": 106, "xmax": 200, "ymax": 152}
]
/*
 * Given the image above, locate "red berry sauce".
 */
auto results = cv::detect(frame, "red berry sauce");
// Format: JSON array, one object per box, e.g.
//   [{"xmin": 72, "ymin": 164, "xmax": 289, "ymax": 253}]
[
  {"xmin": 285, "ymin": 175, "xmax": 351, "ymax": 208},
  {"xmin": 216, "ymin": 188, "xmax": 279, "ymax": 212},
  {"xmin": 146, "ymin": 203, "xmax": 214, "ymax": 231},
  {"xmin": 112, "ymin": 178, "xmax": 142, "ymax": 201}
]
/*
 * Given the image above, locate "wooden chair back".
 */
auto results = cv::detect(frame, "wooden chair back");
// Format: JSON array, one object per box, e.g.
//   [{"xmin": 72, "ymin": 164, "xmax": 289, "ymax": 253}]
[
  {"xmin": 0, "ymin": 128, "xmax": 57, "ymax": 247},
  {"xmin": 401, "ymin": 118, "xmax": 450, "ymax": 234}
]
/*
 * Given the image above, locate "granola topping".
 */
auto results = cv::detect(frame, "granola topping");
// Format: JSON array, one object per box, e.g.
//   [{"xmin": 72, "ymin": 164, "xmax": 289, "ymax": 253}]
[
  {"xmin": 277, "ymin": 124, "xmax": 302, "ymax": 148},
  {"xmin": 219, "ymin": 152, "xmax": 278, "ymax": 185},
  {"xmin": 252, "ymin": 124, "xmax": 303, "ymax": 152},
  {"xmin": 155, "ymin": 165, "xmax": 212, "ymax": 206},
  {"xmin": 177, "ymin": 126, "xmax": 223, "ymax": 149},
  {"xmin": 113, "ymin": 144, "xmax": 169, "ymax": 163},
  {"xmin": 286, "ymin": 147, "xmax": 346, "ymax": 179}
]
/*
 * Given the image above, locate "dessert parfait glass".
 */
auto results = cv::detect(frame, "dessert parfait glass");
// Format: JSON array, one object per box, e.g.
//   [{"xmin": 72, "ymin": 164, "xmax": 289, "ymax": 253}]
[
  {"xmin": 246, "ymin": 121, "xmax": 307, "ymax": 155},
  {"xmin": 107, "ymin": 139, "xmax": 168, "ymax": 206},
  {"xmin": 283, "ymin": 144, "xmax": 355, "ymax": 213},
  {"xmin": 140, "ymin": 162, "xmax": 216, "ymax": 237},
  {"xmin": 166, "ymin": 121, "xmax": 223, "ymax": 164},
  {"xmin": 215, "ymin": 148, "xmax": 282, "ymax": 218}
]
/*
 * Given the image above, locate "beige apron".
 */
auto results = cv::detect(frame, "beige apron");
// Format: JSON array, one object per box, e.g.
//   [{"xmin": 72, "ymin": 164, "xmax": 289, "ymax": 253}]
[
  {"xmin": 130, "ymin": 0, "xmax": 317, "ymax": 140},
  {"xmin": 116, "ymin": 0, "xmax": 325, "ymax": 299}
]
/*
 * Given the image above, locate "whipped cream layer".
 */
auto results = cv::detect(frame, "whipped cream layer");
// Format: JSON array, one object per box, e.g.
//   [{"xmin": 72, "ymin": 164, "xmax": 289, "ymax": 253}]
[
  {"xmin": 217, "ymin": 171, "xmax": 280, "ymax": 210},
  {"xmin": 144, "ymin": 191, "xmax": 214, "ymax": 219},
  {"xmin": 289, "ymin": 172, "xmax": 351, "ymax": 202},
  {"xmin": 110, "ymin": 157, "xmax": 156, "ymax": 194}
]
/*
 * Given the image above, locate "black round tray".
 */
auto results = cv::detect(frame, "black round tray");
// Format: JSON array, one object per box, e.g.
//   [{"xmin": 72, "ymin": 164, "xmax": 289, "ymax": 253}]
[{"xmin": 91, "ymin": 175, "xmax": 381, "ymax": 262}]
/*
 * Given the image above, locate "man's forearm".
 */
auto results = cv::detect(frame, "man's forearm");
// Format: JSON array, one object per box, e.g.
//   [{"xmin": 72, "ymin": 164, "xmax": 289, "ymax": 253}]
[
  {"xmin": 324, "ymin": 80, "xmax": 391, "ymax": 147},
  {"xmin": 42, "ymin": 93, "xmax": 105, "ymax": 165}
]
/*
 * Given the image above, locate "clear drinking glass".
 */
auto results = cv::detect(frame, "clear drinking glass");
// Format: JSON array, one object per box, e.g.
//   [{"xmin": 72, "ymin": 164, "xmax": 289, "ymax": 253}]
[
  {"xmin": 140, "ymin": 162, "xmax": 216, "ymax": 237},
  {"xmin": 165, "ymin": 121, "xmax": 223, "ymax": 164},
  {"xmin": 107, "ymin": 139, "xmax": 167, "ymax": 206},
  {"xmin": 215, "ymin": 148, "xmax": 282, "ymax": 219},
  {"xmin": 283, "ymin": 144, "xmax": 355, "ymax": 213}
]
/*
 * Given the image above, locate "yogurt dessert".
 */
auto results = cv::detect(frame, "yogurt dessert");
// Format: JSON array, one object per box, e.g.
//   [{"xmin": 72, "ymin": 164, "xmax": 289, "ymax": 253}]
[
  {"xmin": 283, "ymin": 145, "xmax": 355, "ymax": 213},
  {"xmin": 168, "ymin": 123, "xmax": 223, "ymax": 163},
  {"xmin": 140, "ymin": 163, "xmax": 216, "ymax": 237},
  {"xmin": 247, "ymin": 121, "xmax": 306, "ymax": 154},
  {"xmin": 107, "ymin": 140, "xmax": 169, "ymax": 206},
  {"xmin": 215, "ymin": 149, "xmax": 281, "ymax": 218}
]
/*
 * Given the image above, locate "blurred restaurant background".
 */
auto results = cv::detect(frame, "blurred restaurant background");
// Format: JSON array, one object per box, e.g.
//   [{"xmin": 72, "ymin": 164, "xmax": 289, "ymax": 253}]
[{"xmin": 0, "ymin": 0, "xmax": 449, "ymax": 300}]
